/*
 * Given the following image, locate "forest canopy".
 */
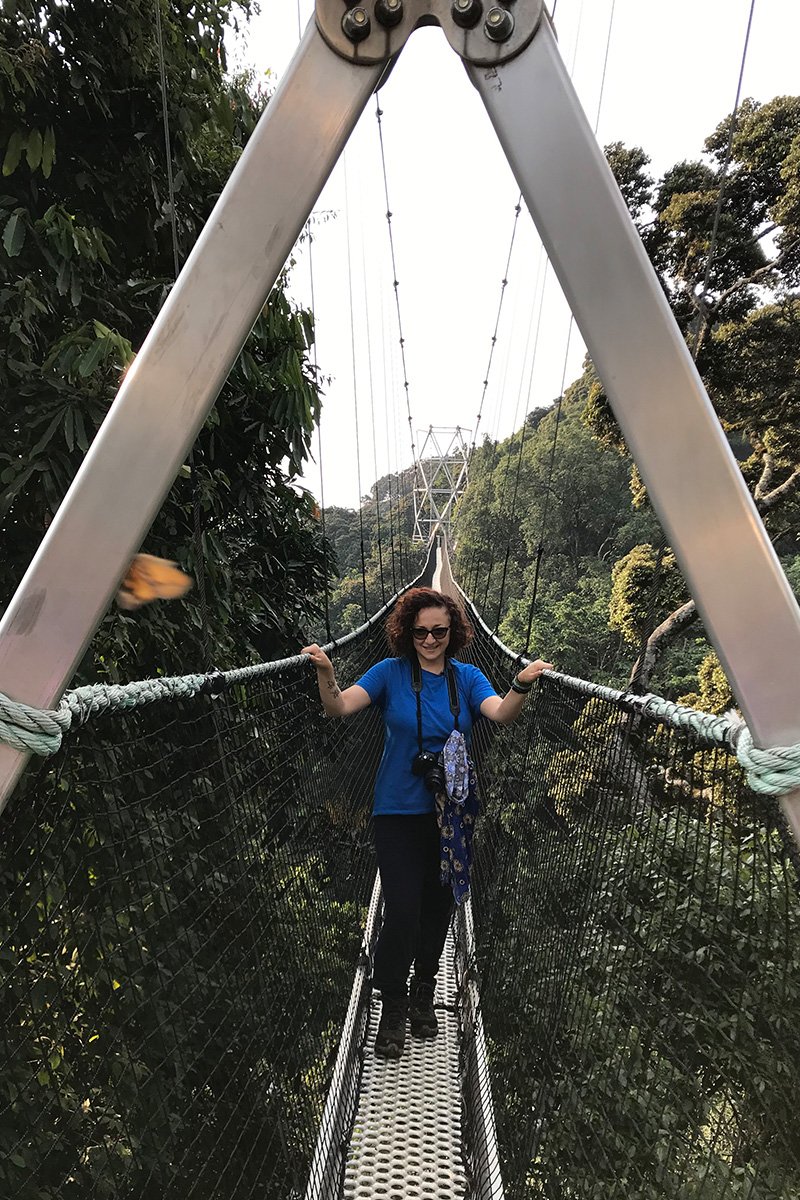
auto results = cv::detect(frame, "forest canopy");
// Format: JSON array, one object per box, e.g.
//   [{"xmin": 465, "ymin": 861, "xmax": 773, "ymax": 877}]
[{"xmin": 327, "ymin": 95, "xmax": 800, "ymax": 710}]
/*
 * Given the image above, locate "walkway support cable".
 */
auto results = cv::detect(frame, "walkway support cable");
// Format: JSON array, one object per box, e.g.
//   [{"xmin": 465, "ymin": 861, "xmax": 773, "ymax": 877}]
[
  {"xmin": 344, "ymin": 152, "xmax": 370, "ymax": 620},
  {"xmin": 375, "ymin": 97, "xmax": 420, "ymax": 501}
]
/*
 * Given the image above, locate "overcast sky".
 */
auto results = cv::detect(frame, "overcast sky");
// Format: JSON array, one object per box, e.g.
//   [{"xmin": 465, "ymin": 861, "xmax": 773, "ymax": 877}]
[{"xmin": 226, "ymin": 1, "xmax": 800, "ymax": 510}]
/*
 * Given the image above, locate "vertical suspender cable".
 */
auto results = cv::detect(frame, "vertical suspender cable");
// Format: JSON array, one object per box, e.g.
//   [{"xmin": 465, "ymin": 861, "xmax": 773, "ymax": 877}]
[
  {"xmin": 307, "ymin": 225, "xmax": 334, "ymax": 643},
  {"xmin": 481, "ymin": 0, "xmax": 587, "ymax": 633},
  {"xmin": 689, "ymin": 0, "xmax": 756, "ymax": 359},
  {"xmin": 294, "ymin": 0, "xmax": 333, "ymax": 641},
  {"xmin": 376, "ymin": 97, "xmax": 420, "ymax": 579},
  {"xmin": 380, "ymin": 294, "xmax": 399, "ymax": 593},
  {"xmin": 520, "ymin": 0, "xmax": 620, "ymax": 659},
  {"xmin": 362, "ymin": 217, "xmax": 388, "ymax": 606},
  {"xmin": 471, "ymin": 197, "xmax": 523, "ymax": 458},
  {"xmin": 344, "ymin": 153, "xmax": 370, "ymax": 619},
  {"xmin": 153, "ymin": 0, "xmax": 180, "ymax": 281}
]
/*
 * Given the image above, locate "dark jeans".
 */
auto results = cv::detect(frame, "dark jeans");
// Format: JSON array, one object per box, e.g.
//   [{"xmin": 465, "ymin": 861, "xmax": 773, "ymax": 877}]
[{"xmin": 372, "ymin": 813, "xmax": 454, "ymax": 1000}]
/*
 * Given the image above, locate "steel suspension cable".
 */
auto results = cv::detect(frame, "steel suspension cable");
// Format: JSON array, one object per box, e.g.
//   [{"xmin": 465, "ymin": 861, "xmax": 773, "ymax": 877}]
[
  {"xmin": 306, "ymin": 221, "xmax": 334, "ymax": 642},
  {"xmin": 471, "ymin": 196, "xmax": 524, "ymax": 457},
  {"xmin": 519, "ymin": 0, "xmax": 618, "ymax": 657},
  {"xmin": 380, "ymin": 295, "xmax": 399, "ymax": 593},
  {"xmin": 469, "ymin": 0, "xmax": 588, "ymax": 629},
  {"xmin": 375, "ymin": 96, "xmax": 421, "ymax": 542},
  {"xmin": 689, "ymin": 0, "xmax": 757, "ymax": 359},
  {"xmin": 344, "ymin": 152, "xmax": 370, "ymax": 620},
  {"xmin": 153, "ymin": 0, "xmax": 180, "ymax": 281},
  {"xmin": 153, "ymin": 0, "xmax": 215, "ymax": 664},
  {"xmin": 361, "ymin": 213, "xmax": 388, "ymax": 607},
  {"xmin": 292, "ymin": 1, "xmax": 334, "ymax": 642}
]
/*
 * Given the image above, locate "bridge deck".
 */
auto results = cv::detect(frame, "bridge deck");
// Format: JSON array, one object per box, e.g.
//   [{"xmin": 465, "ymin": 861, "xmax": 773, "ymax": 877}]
[{"xmin": 342, "ymin": 931, "xmax": 468, "ymax": 1200}]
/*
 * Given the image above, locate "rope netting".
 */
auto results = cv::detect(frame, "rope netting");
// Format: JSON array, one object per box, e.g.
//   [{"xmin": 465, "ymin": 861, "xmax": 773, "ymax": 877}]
[
  {"xmin": 0, "ymin": 620, "xmax": 390, "ymax": 1200},
  {"xmin": 1, "ymin": 581, "xmax": 799, "ymax": 1199},
  {"xmin": 461, "ymin": 598, "xmax": 800, "ymax": 1200}
]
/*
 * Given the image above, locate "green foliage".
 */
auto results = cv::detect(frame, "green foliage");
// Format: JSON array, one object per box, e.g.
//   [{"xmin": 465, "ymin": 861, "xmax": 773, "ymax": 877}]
[
  {"xmin": 474, "ymin": 676, "xmax": 800, "ymax": 1198},
  {"xmin": 783, "ymin": 553, "xmax": 800, "ymax": 598},
  {"xmin": 500, "ymin": 563, "xmax": 622, "ymax": 681},
  {"xmin": 1, "ymin": 0, "xmax": 329, "ymax": 681},
  {"xmin": 0, "ymin": 670, "xmax": 370, "ymax": 1198},
  {"xmin": 604, "ymin": 142, "xmax": 653, "ymax": 222},
  {"xmin": 705, "ymin": 299, "xmax": 800, "ymax": 512},
  {"xmin": 585, "ymin": 98, "xmax": 800, "ymax": 519},
  {"xmin": 679, "ymin": 650, "xmax": 735, "ymax": 714},
  {"xmin": 609, "ymin": 545, "xmax": 688, "ymax": 646},
  {"xmin": 454, "ymin": 374, "xmax": 635, "ymax": 678}
]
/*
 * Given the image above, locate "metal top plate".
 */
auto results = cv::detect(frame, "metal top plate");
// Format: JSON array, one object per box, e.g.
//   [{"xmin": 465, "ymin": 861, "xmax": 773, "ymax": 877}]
[{"xmin": 316, "ymin": 0, "xmax": 544, "ymax": 67}]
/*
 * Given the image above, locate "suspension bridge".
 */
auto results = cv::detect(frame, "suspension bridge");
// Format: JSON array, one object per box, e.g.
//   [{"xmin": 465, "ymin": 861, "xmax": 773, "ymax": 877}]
[{"xmin": 2, "ymin": 1, "xmax": 800, "ymax": 1198}]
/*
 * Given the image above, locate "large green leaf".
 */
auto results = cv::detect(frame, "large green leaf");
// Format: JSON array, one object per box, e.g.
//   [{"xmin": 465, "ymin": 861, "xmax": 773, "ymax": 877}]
[
  {"xmin": 2, "ymin": 129, "xmax": 24, "ymax": 177},
  {"xmin": 2, "ymin": 209, "xmax": 26, "ymax": 257},
  {"xmin": 25, "ymin": 128, "xmax": 43, "ymax": 171},
  {"xmin": 78, "ymin": 336, "xmax": 109, "ymax": 378}
]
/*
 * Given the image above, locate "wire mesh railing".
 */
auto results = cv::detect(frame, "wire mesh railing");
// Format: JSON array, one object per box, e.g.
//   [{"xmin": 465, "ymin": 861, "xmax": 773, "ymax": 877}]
[
  {"xmin": 0, "ymin": 619, "xmax": 390, "ymax": 1200},
  {"xmin": 2, "ymin": 566, "xmax": 799, "ymax": 1200},
  {"xmin": 462, "ymin": 598, "xmax": 800, "ymax": 1200}
]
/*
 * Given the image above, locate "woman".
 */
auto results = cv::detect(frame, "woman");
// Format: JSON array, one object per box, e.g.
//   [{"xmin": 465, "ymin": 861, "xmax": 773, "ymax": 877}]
[{"xmin": 302, "ymin": 587, "xmax": 552, "ymax": 1060}]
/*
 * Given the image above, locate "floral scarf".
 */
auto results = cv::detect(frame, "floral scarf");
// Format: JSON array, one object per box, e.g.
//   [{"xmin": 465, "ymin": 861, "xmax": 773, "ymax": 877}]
[{"xmin": 435, "ymin": 729, "xmax": 479, "ymax": 905}]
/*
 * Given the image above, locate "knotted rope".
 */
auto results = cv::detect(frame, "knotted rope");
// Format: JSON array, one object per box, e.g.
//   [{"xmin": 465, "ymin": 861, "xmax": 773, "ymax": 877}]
[
  {"xmin": 0, "ymin": 675, "xmax": 206, "ymax": 756},
  {"xmin": 541, "ymin": 672, "xmax": 800, "ymax": 799},
  {"xmin": 634, "ymin": 694, "xmax": 800, "ymax": 795}
]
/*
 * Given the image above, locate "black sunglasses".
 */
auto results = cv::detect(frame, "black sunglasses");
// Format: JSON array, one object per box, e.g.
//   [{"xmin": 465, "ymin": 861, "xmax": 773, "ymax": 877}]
[{"xmin": 412, "ymin": 625, "xmax": 451, "ymax": 642}]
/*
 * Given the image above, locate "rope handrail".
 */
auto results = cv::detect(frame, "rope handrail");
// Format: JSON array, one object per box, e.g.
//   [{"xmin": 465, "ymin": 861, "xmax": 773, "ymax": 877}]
[
  {"xmin": 457, "ymin": 584, "xmax": 800, "ymax": 798},
  {"xmin": 1, "ymin": 573, "xmax": 799, "ymax": 798}
]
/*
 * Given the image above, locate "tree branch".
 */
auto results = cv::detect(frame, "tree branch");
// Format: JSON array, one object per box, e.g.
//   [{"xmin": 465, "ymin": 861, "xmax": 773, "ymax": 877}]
[
  {"xmin": 754, "ymin": 452, "xmax": 775, "ymax": 501},
  {"xmin": 689, "ymin": 236, "xmax": 800, "ymax": 358},
  {"xmin": 757, "ymin": 464, "xmax": 800, "ymax": 512},
  {"xmin": 626, "ymin": 459, "xmax": 798, "ymax": 689},
  {"xmin": 629, "ymin": 600, "xmax": 699, "ymax": 692},
  {"xmin": 713, "ymin": 235, "xmax": 800, "ymax": 311}
]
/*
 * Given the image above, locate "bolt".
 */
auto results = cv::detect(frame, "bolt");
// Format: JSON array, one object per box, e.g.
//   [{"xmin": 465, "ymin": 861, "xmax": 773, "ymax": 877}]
[
  {"xmin": 342, "ymin": 6, "xmax": 371, "ymax": 42},
  {"xmin": 484, "ymin": 5, "xmax": 514, "ymax": 41},
  {"xmin": 452, "ymin": 0, "xmax": 482, "ymax": 29},
  {"xmin": 375, "ymin": 0, "xmax": 404, "ymax": 27}
]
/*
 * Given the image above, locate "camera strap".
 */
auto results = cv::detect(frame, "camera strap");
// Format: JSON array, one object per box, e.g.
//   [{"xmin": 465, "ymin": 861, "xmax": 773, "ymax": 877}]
[{"xmin": 411, "ymin": 657, "xmax": 460, "ymax": 756}]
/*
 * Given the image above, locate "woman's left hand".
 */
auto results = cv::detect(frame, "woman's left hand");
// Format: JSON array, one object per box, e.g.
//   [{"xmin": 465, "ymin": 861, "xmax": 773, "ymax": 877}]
[{"xmin": 517, "ymin": 658, "xmax": 553, "ymax": 685}]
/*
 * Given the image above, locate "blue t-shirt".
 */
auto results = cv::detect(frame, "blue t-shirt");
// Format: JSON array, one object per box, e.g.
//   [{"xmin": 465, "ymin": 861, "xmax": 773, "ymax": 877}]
[{"xmin": 355, "ymin": 657, "xmax": 497, "ymax": 815}]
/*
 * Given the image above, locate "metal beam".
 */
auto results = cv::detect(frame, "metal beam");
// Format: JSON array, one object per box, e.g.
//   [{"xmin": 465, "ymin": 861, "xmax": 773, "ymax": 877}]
[
  {"xmin": 469, "ymin": 16, "xmax": 800, "ymax": 775},
  {"xmin": 0, "ymin": 23, "xmax": 383, "ymax": 810}
]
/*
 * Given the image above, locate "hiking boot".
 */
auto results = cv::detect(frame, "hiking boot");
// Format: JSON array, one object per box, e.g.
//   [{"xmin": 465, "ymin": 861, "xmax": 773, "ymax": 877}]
[
  {"xmin": 374, "ymin": 995, "xmax": 407, "ymax": 1059},
  {"xmin": 409, "ymin": 979, "xmax": 438, "ymax": 1039}
]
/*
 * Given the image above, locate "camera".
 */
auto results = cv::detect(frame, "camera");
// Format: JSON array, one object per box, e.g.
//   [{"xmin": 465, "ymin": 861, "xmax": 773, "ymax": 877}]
[{"xmin": 411, "ymin": 750, "xmax": 446, "ymax": 794}]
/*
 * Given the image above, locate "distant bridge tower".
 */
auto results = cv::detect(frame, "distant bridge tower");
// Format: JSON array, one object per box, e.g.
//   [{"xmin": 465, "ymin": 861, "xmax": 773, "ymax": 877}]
[{"xmin": 412, "ymin": 426, "xmax": 471, "ymax": 544}]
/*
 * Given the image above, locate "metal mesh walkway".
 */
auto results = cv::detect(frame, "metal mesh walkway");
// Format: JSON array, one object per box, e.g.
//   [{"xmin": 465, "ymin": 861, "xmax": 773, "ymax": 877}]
[{"xmin": 343, "ymin": 930, "xmax": 467, "ymax": 1200}]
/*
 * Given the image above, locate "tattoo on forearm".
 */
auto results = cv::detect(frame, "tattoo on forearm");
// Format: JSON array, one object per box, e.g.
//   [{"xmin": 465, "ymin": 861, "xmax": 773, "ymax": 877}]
[{"xmin": 326, "ymin": 679, "xmax": 341, "ymax": 700}]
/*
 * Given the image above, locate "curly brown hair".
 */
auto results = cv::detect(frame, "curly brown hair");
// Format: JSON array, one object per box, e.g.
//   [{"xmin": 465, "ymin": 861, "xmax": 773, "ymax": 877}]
[{"xmin": 385, "ymin": 588, "xmax": 473, "ymax": 658}]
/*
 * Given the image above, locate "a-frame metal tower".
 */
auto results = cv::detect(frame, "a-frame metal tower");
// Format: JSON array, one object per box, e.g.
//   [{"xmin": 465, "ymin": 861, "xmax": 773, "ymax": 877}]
[
  {"xmin": 0, "ymin": 0, "xmax": 799, "ymax": 832},
  {"xmin": 412, "ymin": 426, "xmax": 470, "ymax": 544}
]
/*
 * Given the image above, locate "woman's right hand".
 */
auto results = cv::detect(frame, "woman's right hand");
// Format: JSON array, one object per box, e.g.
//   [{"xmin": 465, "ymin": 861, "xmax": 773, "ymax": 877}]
[{"xmin": 301, "ymin": 643, "xmax": 334, "ymax": 674}]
